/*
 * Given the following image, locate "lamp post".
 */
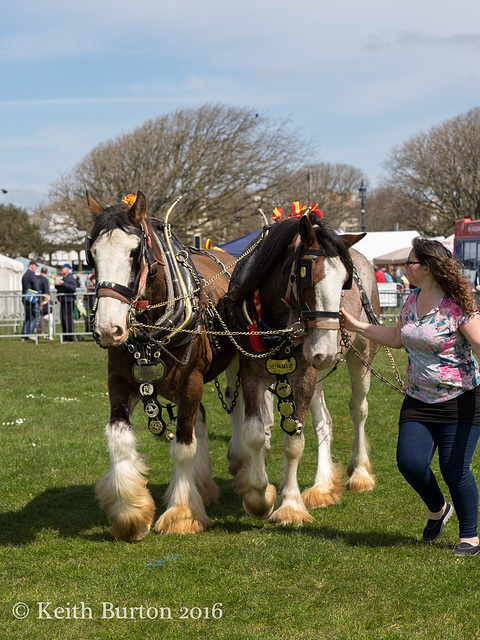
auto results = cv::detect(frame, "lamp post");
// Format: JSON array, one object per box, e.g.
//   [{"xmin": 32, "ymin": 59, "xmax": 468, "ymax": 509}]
[{"xmin": 359, "ymin": 180, "xmax": 367, "ymax": 232}]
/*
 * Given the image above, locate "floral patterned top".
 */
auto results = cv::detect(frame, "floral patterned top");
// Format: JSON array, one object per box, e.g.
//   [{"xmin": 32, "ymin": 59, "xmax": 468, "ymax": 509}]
[{"xmin": 400, "ymin": 289, "xmax": 480, "ymax": 403}]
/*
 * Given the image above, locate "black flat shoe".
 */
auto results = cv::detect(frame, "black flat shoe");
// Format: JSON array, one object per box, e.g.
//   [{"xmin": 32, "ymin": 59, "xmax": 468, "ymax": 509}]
[
  {"xmin": 422, "ymin": 503, "xmax": 454, "ymax": 543},
  {"xmin": 453, "ymin": 542, "xmax": 480, "ymax": 556}
]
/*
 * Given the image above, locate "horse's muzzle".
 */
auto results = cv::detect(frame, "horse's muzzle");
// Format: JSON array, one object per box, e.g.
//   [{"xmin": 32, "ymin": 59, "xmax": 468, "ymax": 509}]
[{"xmin": 93, "ymin": 325, "xmax": 128, "ymax": 347}]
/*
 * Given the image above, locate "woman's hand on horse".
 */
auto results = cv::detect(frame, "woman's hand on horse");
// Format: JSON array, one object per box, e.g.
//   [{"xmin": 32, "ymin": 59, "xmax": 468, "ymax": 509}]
[{"xmin": 339, "ymin": 308, "xmax": 363, "ymax": 333}]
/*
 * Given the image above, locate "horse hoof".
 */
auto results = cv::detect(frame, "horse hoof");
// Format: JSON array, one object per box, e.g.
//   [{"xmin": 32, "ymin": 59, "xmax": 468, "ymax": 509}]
[
  {"xmin": 242, "ymin": 484, "xmax": 277, "ymax": 520},
  {"xmin": 347, "ymin": 466, "xmax": 376, "ymax": 493},
  {"xmin": 129, "ymin": 524, "xmax": 151, "ymax": 543},
  {"xmin": 154, "ymin": 506, "xmax": 210, "ymax": 535},
  {"xmin": 302, "ymin": 484, "xmax": 344, "ymax": 508},
  {"xmin": 269, "ymin": 503, "xmax": 314, "ymax": 525}
]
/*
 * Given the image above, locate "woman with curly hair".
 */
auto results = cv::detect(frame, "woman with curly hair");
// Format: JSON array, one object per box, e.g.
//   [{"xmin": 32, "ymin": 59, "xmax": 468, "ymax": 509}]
[{"xmin": 340, "ymin": 237, "xmax": 480, "ymax": 556}]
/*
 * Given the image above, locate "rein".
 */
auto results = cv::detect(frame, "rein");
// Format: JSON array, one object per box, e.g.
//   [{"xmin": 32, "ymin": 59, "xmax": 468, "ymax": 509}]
[{"xmin": 340, "ymin": 268, "xmax": 406, "ymax": 396}]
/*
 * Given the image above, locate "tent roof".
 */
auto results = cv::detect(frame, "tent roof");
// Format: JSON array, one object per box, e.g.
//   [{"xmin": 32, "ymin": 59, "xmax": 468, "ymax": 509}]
[
  {"xmin": 218, "ymin": 230, "xmax": 262, "ymax": 258},
  {"xmin": 373, "ymin": 247, "xmax": 411, "ymax": 265},
  {"xmin": 349, "ymin": 230, "xmax": 420, "ymax": 263},
  {"xmin": 0, "ymin": 254, "xmax": 24, "ymax": 272},
  {"xmin": 372, "ymin": 233, "xmax": 454, "ymax": 265}
]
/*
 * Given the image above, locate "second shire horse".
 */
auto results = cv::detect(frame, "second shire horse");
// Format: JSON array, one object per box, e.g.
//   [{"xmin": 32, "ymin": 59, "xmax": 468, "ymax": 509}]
[{"xmin": 221, "ymin": 209, "xmax": 379, "ymax": 524}]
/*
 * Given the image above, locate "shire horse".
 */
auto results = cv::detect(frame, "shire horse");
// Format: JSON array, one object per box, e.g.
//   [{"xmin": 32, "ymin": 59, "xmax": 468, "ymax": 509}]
[
  {"xmin": 85, "ymin": 191, "xmax": 235, "ymax": 540},
  {"xmin": 221, "ymin": 210, "xmax": 379, "ymax": 524}
]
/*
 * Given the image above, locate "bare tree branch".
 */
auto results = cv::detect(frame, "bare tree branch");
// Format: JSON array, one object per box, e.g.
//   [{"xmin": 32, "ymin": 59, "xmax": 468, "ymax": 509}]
[
  {"xmin": 43, "ymin": 104, "xmax": 313, "ymax": 245},
  {"xmin": 383, "ymin": 107, "xmax": 480, "ymax": 236}
]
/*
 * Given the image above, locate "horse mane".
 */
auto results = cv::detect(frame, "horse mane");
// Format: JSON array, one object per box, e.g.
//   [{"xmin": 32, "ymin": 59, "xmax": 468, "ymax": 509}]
[
  {"xmin": 226, "ymin": 212, "xmax": 353, "ymax": 305},
  {"xmin": 89, "ymin": 203, "xmax": 139, "ymax": 241}
]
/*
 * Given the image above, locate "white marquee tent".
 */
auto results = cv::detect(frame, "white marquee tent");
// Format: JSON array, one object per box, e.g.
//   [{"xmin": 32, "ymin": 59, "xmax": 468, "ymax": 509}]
[
  {"xmin": 0, "ymin": 254, "xmax": 23, "ymax": 291},
  {"xmin": 0, "ymin": 254, "xmax": 24, "ymax": 322}
]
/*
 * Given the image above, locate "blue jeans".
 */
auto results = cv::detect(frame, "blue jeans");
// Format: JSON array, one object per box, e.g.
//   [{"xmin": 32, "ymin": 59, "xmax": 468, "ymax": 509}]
[
  {"xmin": 22, "ymin": 300, "xmax": 40, "ymax": 335},
  {"xmin": 397, "ymin": 421, "xmax": 480, "ymax": 538}
]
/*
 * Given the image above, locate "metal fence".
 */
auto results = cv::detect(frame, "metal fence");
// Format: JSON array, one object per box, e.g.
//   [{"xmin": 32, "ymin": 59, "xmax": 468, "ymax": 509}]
[
  {"xmin": 377, "ymin": 283, "xmax": 410, "ymax": 323},
  {"xmin": 5, "ymin": 284, "xmax": 468, "ymax": 340},
  {"xmin": 0, "ymin": 289, "xmax": 96, "ymax": 342}
]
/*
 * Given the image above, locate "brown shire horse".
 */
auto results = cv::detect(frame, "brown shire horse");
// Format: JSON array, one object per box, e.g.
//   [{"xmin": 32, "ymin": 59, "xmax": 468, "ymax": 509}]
[
  {"xmin": 220, "ymin": 210, "xmax": 379, "ymax": 524},
  {"xmin": 86, "ymin": 191, "xmax": 235, "ymax": 540}
]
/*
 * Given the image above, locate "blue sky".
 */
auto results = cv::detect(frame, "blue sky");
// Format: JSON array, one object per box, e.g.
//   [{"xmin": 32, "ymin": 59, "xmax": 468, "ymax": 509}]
[{"xmin": 1, "ymin": 0, "xmax": 480, "ymax": 212}]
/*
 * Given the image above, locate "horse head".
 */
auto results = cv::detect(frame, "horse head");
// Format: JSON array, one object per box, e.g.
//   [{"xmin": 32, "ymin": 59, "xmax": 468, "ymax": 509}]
[
  {"xmin": 284, "ymin": 214, "xmax": 361, "ymax": 370},
  {"xmin": 85, "ymin": 190, "xmax": 159, "ymax": 347}
]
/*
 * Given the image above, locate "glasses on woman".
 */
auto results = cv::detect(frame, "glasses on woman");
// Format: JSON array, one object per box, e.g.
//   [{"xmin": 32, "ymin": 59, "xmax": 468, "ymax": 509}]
[{"xmin": 405, "ymin": 259, "xmax": 422, "ymax": 267}]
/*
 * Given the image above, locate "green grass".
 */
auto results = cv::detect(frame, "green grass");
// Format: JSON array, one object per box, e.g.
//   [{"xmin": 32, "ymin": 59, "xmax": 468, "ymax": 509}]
[{"xmin": 1, "ymin": 340, "xmax": 480, "ymax": 639}]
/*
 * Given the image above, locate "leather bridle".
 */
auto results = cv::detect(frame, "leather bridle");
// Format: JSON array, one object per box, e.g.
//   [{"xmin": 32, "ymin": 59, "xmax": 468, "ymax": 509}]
[
  {"xmin": 85, "ymin": 222, "xmax": 160, "ymax": 308},
  {"xmin": 285, "ymin": 244, "xmax": 353, "ymax": 330}
]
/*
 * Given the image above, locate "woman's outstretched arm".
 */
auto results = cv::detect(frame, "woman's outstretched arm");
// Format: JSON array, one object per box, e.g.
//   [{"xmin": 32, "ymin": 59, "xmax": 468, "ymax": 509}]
[{"xmin": 339, "ymin": 307, "xmax": 403, "ymax": 349}]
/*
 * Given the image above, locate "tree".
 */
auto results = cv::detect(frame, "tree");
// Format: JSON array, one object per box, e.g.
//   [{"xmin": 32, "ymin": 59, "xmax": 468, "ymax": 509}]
[
  {"xmin": 43, "ymin": 104, "xmax": 312, "ymax": 244},
  {"xmin": 0, "ymin": 203, "xmax": 45, "ymax": 258},
  {"xmin": 363, "ymin": 186, "xmax": 419, "ymax": 232},
  {"xmin": 269, "ymin": 162, "xmax": 364, "ymax": 230},
  {"xmin": 383, "ymin": 107, "xmax": 480, "ymax": 236}
]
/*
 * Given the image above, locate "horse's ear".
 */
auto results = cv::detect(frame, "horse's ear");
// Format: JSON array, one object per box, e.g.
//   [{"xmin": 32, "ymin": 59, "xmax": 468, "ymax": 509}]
[
  {"xmin": 299, "ymin": 215, "xmax": 317, "ymax": 248},
  {"xmin": 86, "ymin": 190, "xmax": 104, "ymax": 218},
  {"xmin": 131, "ymin": 190, "xmax": 147, "ymax": 222},
  {"xmin": 340, "ymin": 232, "xmax": 366, "ymax": 248}
]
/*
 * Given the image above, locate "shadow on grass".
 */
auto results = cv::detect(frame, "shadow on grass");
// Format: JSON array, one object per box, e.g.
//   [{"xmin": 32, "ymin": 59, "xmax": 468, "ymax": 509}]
[
  {"xmin": 209, "ymin": 478, "xmax": 424, "ymax": 549},
  {"xmin": 0, "ymin": 485, "xmax": 111, "ymax": 546},
  {"xmin": 0, "ymin": 477, "xmax": 425, "ymax": 551},
  {"xmin": 0, "ymin": 481, "xmax": 165, "ymax": 547}
]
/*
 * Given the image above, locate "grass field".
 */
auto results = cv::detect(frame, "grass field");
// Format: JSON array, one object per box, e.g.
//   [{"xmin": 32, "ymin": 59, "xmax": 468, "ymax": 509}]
[{"xmin": 1, "ymin": 339, "xmax": 480, "ymax": 639}]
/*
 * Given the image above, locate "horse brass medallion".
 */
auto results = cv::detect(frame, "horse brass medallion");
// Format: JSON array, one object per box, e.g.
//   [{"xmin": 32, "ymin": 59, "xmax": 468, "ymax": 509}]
[
  {"xmin": 265, "ymin": 356, "xmax": 297, "ymax": 376},
  {"xmin": 132, "ymin": 361, "xmax": 166, "ymax": 383}
]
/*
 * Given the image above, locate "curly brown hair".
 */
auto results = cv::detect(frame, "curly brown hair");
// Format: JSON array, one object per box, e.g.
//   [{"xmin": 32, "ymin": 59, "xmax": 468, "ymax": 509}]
[{"xmin": 412, "ymin": 237, "xmax": 475, "ymax": 315}]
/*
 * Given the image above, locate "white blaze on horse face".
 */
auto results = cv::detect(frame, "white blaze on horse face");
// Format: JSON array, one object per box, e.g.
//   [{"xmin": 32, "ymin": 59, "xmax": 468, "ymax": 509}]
[
  {"xmin": 304, "ymin": 256, "xmax": 347, "ymax": 370},
  {"xmin": 93, "ymin": 229, "xmax": 141, "ymax": 345}
]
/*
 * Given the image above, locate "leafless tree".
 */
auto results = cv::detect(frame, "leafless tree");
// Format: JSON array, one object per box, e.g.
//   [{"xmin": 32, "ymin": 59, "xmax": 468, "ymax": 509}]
[
  {"xmin": 364, "ymin": 186, "xmax": 419, "ymax": 232},
  {"xmin": 383, "ymin": 107, "xmax": 480, "ymax": 236},
  {"xmin": 41, "ymin": 104, "xmax": 312, "ymax": 246},
  {"xmin": 270, "ymin": 162, "xmax": 364, "ymax": 229}
]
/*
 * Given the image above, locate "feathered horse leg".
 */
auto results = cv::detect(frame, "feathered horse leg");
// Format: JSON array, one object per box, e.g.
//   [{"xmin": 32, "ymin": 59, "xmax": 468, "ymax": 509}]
[
  {"xmin": 345, "ymin": 343, "xmax": 375, "ymax": 492},
  {"xmin": 96, "ymin": 419, "xmax": 155, "ymax": 542},
  {"xmin": 302, "ymin": 382, "xmax": 345, "ymax": 508},
  {"xmin": 232, "ymin": 366, "xmax": 276, "ymax": 519},
  {"xmin": 96, "ymin": 369, "xmax": 155, "ymax": 542},
  {"xmin": 154, "ymin": 370, "xmax": 213, "ymax": 534},
  {"xmin": 270, "ymin": 367, "xmax": 315, "ymax": 525}
]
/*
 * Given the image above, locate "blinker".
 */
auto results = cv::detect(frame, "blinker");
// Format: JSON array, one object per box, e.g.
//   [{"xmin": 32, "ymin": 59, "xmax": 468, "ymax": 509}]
[{"xmin": 298, "ymin": 259, "xmax": 314, "ymax": 289}]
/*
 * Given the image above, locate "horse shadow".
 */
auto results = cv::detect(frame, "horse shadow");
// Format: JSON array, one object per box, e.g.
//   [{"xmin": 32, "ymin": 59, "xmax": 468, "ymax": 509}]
[
  {"xmin": 0, "ymin": 482, "xmax": 165, "ymax": 547},
  {"xmin": 0, "ymin": 479, "xmax": 422, "ymax": 550},
  {"xmin": 0, "ymin": 485, "xmax": 109, "ymax": 546}
]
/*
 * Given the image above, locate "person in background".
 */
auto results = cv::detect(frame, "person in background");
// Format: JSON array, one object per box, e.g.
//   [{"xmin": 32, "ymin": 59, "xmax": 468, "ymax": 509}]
[
  {"xmin": 21, "ymin": 260, "xmax": 40, "ymax": 340},
  {"xmin": 37, "ymin": 266, "xmax": 53, "ymax": 340},
  {"xmin": 393, "ymin": 268, "xmax": 403, "ymax": 285},
  {"xmin": 381, "ymin": 266, "xmax": 394, "ymax": 283},
  {"xmin": 55, "ymin": 264, "xmax": 77, "ymax": 342},
  {"xmin": 375, "ymin": 267, "xmax": 386, "ymax": 284},
  {"xmin": 340, "ymin": 237, "xmax": 480, "ymax": 557},
  {"xmin": 84, "ymin": 272, "xmax": 96, "ymax": 334}
]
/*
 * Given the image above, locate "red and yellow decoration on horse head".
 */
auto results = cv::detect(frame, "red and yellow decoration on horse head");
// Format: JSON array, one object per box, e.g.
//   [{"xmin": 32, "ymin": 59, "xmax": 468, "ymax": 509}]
[
  {"xmin": 271, "ymin": 202, "xmax": 323, "ymax": 222},
  {"xmin": 123, "ymin": 194, "xmax": 137, "ymax": 207}
]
